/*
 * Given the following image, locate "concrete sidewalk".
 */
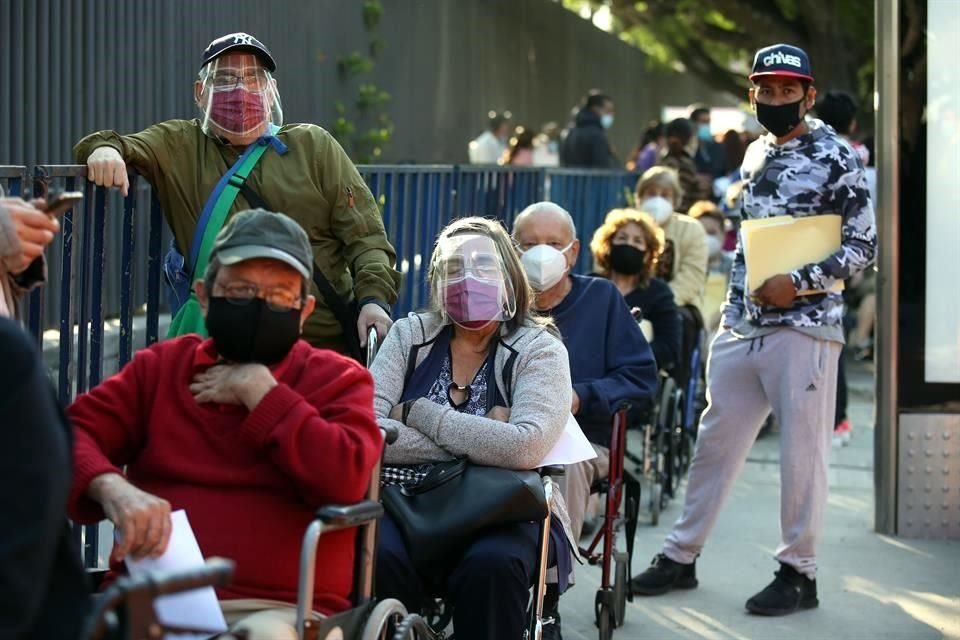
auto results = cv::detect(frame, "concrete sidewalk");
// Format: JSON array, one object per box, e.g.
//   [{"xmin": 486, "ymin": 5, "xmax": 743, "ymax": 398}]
[{"xmin": 559, "ymin": 361, "xmax": 960, "ymax": 640}]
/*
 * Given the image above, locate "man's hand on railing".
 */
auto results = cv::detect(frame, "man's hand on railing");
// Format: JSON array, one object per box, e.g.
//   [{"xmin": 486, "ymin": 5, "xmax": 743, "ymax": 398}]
[{"xmin": 86, "ymin": 146, "xmax": 130, "ymax": 197}]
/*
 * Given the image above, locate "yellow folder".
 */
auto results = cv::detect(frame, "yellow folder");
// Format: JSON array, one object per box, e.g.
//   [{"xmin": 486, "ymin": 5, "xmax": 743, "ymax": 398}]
[{"xmin": 741, "ymin": 214, "xmax": 844, "ymax": 296}]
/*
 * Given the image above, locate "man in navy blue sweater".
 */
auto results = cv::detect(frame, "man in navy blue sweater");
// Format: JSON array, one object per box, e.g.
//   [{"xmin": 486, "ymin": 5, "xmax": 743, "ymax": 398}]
[{"xmin": 513, "ymin": 202, "xmax": 658, "ymax": 543}]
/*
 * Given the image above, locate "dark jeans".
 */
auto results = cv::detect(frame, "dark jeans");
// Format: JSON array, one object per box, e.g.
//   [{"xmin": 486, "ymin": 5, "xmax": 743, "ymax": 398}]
[{"xmin": 376, "ymin": 512, "xmax": 540, "ymax": 640}]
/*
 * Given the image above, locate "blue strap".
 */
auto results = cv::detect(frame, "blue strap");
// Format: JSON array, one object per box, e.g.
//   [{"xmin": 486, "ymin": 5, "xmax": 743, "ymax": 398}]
[{"xmin": 188, "ymin": 127, "xmax": 288, "ymax": 271}]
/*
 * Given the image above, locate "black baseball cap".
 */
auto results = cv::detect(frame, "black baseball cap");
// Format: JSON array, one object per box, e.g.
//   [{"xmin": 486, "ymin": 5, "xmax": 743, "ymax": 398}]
[
  {"xmin": 210, "ymin": 209, "xmax": 312, "ymax": 280},
  {"xmin": 749, "ymin": 43, "xmax": 813, "ymax": 82},
  {"xmin": 200, "ymin": 32, "xmax": 276, "ymax": 72}
]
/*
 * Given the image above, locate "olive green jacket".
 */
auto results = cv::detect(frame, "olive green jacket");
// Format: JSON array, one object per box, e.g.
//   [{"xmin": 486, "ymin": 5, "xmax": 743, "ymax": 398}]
[{"xmin": 75, "ymin": 120, "xmax": 401, "ymax": 351}]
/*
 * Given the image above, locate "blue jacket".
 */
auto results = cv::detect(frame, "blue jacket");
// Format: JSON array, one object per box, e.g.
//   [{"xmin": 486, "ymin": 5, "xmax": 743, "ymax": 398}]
[{"xmin": 549, "ymin": 275, "xmax": 658, "ymax": 446}]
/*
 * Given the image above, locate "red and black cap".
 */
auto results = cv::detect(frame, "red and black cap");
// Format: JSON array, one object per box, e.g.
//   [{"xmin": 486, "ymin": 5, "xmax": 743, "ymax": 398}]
[
  {"xmin": 749, "ymin": 43, "xmax": 813, "ymax": 82},
  {"xmin": 201, "ymin": 32, "xmax": 276, "ymax": 72}
]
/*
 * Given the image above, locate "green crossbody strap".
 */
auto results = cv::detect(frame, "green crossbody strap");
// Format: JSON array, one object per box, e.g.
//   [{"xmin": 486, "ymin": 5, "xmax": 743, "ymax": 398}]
[{"xmin": 191, "ymin": 142, "xmax": 271, "ymax": 283}]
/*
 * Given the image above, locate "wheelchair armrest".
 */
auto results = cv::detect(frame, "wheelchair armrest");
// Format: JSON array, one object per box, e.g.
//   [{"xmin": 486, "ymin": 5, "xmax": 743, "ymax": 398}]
[
  {"xmin": 148, "ymin": 557, "xmax": 235, "ymax": 596},
  {"xmin": 538, "ymin": 465, "xmax": 566, "ymax": 478},
  {"xmin": 380, "ymin": 423, "xmax": 399, "ymax": 445},
  {"xmin": 315, "ymin": 501, "xmax": 384, "ymax": 529}
]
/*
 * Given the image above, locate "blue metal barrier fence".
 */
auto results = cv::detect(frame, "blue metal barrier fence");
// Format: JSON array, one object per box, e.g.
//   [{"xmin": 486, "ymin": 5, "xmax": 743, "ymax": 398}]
[{"xmin": 2, "ymin": 163, "xmax": 638, "ymax": 407}]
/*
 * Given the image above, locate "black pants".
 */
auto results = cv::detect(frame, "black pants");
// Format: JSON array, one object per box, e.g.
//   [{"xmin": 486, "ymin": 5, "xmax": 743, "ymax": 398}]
[
  {"xmin": 376, "ymin": 512, "xmax": 539, "ymax": 640},
  {"xmin": 0, "ymin": 318, "xmax": 90, "ymax": 638}
]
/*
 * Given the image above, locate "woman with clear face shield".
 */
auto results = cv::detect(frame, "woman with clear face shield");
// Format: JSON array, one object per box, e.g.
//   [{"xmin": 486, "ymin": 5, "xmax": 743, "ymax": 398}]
[{"xmin": 369, "ymin": 217, "xmax": 575, "ymax": 640}]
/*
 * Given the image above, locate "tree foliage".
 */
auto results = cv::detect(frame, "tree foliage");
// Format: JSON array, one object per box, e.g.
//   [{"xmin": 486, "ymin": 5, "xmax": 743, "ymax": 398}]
[
  {"xmin": 561, "ymin": 0, "xmax": 874, "ymax": 110},
  {"xmin": 332, "ymin": 0, "xmax": 394, "ymax": 163}
]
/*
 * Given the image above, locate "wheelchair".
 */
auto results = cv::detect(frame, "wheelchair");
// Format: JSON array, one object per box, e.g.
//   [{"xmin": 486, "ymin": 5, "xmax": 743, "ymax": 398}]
[
  {"xmin": 84, "ymin": 328, "xmax": 564, "ymax": 640},
  {"xmin": 625, "ymin": 305, "xmax": 706, "ymax": 526},
  {"xmin": 578, "ymin": 404, "xmax": 639, "ymax": 640},
  {"xmin": 390, "ymin": 464, "xmax": 565, "ymax": 640}
]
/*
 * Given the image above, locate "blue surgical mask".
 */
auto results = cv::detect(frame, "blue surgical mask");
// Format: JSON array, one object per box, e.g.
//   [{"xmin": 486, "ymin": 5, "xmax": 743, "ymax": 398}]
[
  {"xmin": 601, "ymin": 114, "xmax": 614, "ymax": 129},
  {"xmin": 698, "ymin": 123, "xmax": 712, "ymax": 141}
]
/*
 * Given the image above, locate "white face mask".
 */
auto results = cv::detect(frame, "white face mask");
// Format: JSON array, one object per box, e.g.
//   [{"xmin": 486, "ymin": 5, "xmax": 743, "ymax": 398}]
[
  {"xmin": 601, "ymin": 113, "xmax": 615, "ymax": 129},
  {"xmin": 639, "ymin": 196, "xmax": 674, "ymax": 226},
  {"xmin": 705, "ymin": 234, "xmax": 723, "ymax": 258},
  {"xmin": 521, "ymin": 243, "xmax": 573, "ymax": 291}
]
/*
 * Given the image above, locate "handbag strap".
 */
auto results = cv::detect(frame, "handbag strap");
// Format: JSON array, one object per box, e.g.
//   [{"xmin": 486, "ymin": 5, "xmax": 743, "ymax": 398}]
[{"xmin": 188, "ymin": 134, "xmax": 279, "ymax": 281}]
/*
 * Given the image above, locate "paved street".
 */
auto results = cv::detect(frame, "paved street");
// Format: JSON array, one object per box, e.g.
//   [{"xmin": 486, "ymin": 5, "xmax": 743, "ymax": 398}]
[{"xmin": 560, "ymin": 361, "xmax": 960, "ymax": 640}]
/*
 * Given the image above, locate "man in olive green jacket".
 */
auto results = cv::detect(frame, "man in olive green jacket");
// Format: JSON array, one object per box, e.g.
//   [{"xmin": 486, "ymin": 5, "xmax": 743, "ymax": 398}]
[{"xmin": 75, "ymin": 32, "xmax": 400, "ymax": 355}]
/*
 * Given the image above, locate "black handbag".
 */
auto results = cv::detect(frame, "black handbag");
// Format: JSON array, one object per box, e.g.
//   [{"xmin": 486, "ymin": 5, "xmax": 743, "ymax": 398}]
[{"xmin": 382, "ymin": 457, "xmax": 548, "ymax": 574}]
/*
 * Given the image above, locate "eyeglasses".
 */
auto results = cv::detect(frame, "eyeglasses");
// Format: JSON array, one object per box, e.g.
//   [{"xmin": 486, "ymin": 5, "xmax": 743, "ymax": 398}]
[
  {"xmin": 214, "ymin": 281, "xmax": 303, "ymax": 312},
  {"xmin": 442, "ymin": 254, "xmax": 502, "ymax": 281},
  {"xmin": 208, "ymin": 70, "xmax": 269, "ymax": 92}
]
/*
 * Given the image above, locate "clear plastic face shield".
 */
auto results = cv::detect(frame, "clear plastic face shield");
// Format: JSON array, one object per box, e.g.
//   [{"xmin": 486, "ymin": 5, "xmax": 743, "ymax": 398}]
[
  {"xmin": 432, "ymin": 234, "xmax": 517, "ymax": 330},
  {"xmin": 198, "ymin": 55, "xmax": 283, "ymax": 141}
]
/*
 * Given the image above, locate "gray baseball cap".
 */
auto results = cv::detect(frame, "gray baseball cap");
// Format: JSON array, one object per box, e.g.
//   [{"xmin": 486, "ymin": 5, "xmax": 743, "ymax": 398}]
[{"xmin": 210, "ymin": 209, "xmax": 313, "ymax": 280}]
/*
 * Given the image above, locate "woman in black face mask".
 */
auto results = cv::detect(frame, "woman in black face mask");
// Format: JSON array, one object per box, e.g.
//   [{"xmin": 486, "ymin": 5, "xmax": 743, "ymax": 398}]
[{"xmin": 590, "ymin": 208, "xmax": 682, "ymax": 372}]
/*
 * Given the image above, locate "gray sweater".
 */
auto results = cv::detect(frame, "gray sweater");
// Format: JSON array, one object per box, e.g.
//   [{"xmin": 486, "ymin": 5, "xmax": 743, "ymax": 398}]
[
  {"xmin": 372, "ymin": 313, "xmax": 572, "ymax": 469},
  {"xmin": 370, "ymin": 312, "xmax": 579, "ymax": 571}
]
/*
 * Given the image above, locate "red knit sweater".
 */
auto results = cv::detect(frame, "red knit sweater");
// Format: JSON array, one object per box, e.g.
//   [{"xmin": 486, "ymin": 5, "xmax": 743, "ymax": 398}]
[{"xmin": 67, "ymin": 336, "xmax": 381, "ymax": 614}]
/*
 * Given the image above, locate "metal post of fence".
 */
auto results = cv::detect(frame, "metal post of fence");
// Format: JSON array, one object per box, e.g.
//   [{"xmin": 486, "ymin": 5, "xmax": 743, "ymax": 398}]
[
  {"xmin": 146, "ymin": 192, "xmax": 163, "ymax": 346},
  {"xmin": 57, "ymin": 177, "xmax": 77, "ymax": 404},
  {"xmin": 118, "ymin": 176, "xmax": 137, "ymax": 367}
]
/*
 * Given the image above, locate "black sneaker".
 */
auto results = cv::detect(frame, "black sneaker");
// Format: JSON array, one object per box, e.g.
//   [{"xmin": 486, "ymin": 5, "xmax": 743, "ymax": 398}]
[
  {"xmin": 630, "ymin": 554, "xmax": 698, "ymax": 596},
  {"xmin": 745, "ymin": 563, "xmax": 819, "ymax": 616}
]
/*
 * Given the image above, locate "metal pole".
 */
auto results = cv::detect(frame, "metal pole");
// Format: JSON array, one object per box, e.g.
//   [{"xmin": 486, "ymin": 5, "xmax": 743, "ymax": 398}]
[{"xmin": 874, "ymin": 0, "xmax": 901, "ymax": 535}]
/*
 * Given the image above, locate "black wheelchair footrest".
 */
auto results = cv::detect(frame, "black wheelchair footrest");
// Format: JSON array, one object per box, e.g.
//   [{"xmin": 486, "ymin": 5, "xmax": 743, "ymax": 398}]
[{"xmin": 316, "ymin": 501, "xmax": 384, "ymax": 528}]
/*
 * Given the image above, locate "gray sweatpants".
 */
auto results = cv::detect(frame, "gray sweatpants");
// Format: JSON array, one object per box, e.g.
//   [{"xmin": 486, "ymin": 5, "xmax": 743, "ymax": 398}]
[{"xmin": 663, "ymin": 328, "xmax": 840, "ymax": 579}]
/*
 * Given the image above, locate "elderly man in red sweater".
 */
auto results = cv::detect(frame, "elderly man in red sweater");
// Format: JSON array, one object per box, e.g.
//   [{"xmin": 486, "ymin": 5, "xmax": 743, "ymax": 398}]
[{"xmin": 67, "ymin": 209, "xmax": 382, "ymax": 639}]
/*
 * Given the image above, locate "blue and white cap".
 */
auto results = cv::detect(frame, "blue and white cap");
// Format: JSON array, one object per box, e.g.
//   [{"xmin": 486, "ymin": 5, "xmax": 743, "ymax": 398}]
[{"xmin": 749, "ymin": 44, "xmax": 813, "ymax": 82}]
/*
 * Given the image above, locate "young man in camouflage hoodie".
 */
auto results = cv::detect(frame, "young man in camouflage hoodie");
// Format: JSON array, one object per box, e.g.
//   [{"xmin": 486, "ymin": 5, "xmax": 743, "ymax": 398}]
[{"xmin": 630, "ymin": 44, "xmax": 877, "ymax": 616}]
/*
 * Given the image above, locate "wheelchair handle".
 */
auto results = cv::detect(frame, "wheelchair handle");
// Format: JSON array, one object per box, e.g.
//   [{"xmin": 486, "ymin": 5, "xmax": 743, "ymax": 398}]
[
  {"xmin": 539, "ymin": 465, "xmax": 566, "ymax": 478},
  {"xmin": 365, "ymin": 325, "xmax": 379, "ymax": 368},
  {"xmin": 380, "ymin": 423, "xmax": 399, "ymax": 445}
]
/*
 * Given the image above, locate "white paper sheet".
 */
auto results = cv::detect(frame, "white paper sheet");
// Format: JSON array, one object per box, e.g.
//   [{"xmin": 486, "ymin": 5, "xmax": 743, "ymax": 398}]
[
  {"xmin": 124, "ymin": 510, "xmax": 227, "ymax": 640},
  {"xmin": 536, "ymin": 414, "xmax": 597, "ymax": 468}
]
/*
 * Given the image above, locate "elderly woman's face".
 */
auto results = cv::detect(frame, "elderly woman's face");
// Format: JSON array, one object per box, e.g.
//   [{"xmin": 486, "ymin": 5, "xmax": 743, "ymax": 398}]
[
  {"xmin": 611, "ymin": 222, "xmax": 647, "ymax": 252},
  {"xmin": 639, "ymin": 184, "xmax": 675, "ymax": 204}
]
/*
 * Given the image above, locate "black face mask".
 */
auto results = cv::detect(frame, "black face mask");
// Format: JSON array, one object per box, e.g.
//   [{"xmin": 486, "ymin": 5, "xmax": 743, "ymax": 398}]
[
  {"xmin": 609, "ymin": 243, "xmax": 647, "ymax": 275},
  {"xmin": 205, "ymin": 296, "xmax": 301, "ymax": 365},
  {"xmin": 756, "ymin": 97, "xmax": 807, "ymax": 137}
]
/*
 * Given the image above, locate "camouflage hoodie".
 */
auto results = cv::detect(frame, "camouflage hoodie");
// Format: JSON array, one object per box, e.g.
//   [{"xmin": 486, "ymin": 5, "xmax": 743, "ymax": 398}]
[{"xmin": 722, "ymin": 119, "xmax": 877, "ymax": 341}]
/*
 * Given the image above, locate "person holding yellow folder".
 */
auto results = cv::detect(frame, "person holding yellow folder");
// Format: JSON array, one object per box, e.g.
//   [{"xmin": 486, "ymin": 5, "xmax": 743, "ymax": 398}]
[{"xmin": 630, "ymin": 43, "xmax": 877, "ymax": 617}]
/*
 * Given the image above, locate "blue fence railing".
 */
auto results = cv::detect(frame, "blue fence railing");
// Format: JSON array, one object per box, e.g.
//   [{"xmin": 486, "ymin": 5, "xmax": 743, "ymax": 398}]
[{"xmin": 2, "ymin": 163, "xmax": 639, "ymax": 404}]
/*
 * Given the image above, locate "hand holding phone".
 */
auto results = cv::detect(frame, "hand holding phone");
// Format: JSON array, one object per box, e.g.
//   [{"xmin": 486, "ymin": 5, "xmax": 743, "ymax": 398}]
[{"xmin": 43, "ymin": 191, "xmax": 84, "ymax": 218}]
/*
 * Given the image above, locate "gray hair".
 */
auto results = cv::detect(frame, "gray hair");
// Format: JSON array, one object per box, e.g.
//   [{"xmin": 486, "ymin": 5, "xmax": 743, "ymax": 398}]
[{"xmin": 511, "ymin": 201, "xmax": 577, "ymax": 241}]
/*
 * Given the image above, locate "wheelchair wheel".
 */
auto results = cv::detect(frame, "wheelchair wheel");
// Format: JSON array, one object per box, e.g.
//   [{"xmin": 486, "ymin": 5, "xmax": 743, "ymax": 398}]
[
  {"xmin": 613, "ymin": 551, "xmax": 628, "ymax": 627},
  {"xmin": 597, "ymin": 602, "xmax": 613, "ymax": 640},
  {"xmin": 361, "ymin": 598, "xmax": 408, "ymax": 640}
]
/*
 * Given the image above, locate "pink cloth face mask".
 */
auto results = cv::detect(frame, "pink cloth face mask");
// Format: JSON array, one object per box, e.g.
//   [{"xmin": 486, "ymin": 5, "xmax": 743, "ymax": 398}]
[{"xmin": 444, "ymin": 275, "xmax": 504, "ymax": 329}]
